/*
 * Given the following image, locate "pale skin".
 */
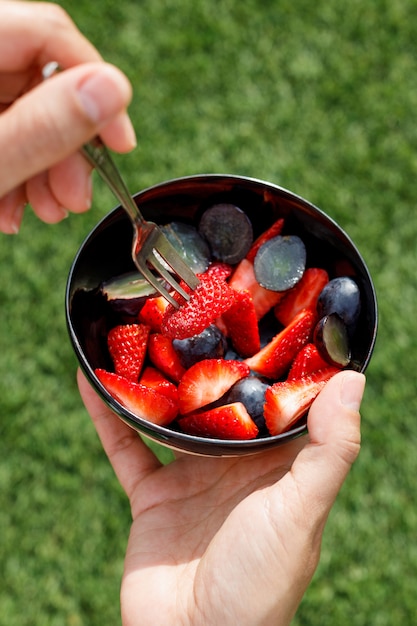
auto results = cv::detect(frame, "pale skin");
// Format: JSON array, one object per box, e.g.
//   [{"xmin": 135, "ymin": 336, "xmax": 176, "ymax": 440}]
[
  {"xmin": 2, "ymin": 3, "xmax": 365, "ymax": 624},
  {"xmin": 78, "ymin": 368, "xmax": 364, "ymax": 626},
  {"xmin": 0, "ymin": 0, "xmax": 135, "ymax": 234}
]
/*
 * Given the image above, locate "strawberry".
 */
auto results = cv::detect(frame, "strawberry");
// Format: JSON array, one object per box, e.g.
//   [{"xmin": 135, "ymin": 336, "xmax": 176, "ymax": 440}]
[
  {"xmin": 147, "ymin": 333, "xmax": 186, "ymax": 383},
  {"xmin": 95, "ymin": 369, "xmax": 178, "ymax": 425},
  {"xmin": 178, "ymin": 358, "xmax": 250, "ymax": 415},
  {"xmin": 274, "ymin": 267, "xmax": 329, "ymax": 327},
  {"xmin": 138, "ymin": 295, "xmax": 169, "ymax": 332},
  {"xmin": 178, "ymin": 402, "xmax": 259, "ymax": 440},
  {"xmin": 162, "ymin": 271, "xmax": 237, "ymax": 339},
  {"xmin": 107, "ymin": 323, "xmax": 150, "ymax": 381},
  {"xmin": 246, "ymin": 218, "xmax": 285, "ymax": 263},
  {"xmin": 244, "ymin": 309, "xmax": 315, "ymax": 379},
  {"xmin": 264, "ymin": 367, "xmax": 339, "ymax": 435},
  {"xmin": 222, "ymin": 290, "xmax": 261, "ymax": 357},
  {"xmin": 139, "ymin": 366, "xmax": 178, "ymax": 403},
  {"xmin": 205, "ymin": 261, "xmax": 234, "ymax": 281},
  {"xmin": 288, "ymin": 343, "xmax": 335, "ymax": 380},
  {"xmin": 229, "ymin": 258, "xmax": 285, "ymax": 320}
]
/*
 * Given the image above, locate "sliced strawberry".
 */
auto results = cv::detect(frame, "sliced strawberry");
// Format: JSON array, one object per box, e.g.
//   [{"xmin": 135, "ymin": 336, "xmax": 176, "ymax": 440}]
[
  {"xmin": 178, "ymin": 402, "xmax": 258, "ymax": 440},
  {"xmin": 139, "ymin": 365, "xmax": 171, "ymax": 387},
  {"xmin": 229, "ymin": 258, "xmax": 285, "ymax": 320},
  {"xmin": 138, "ymin": 295, "xmax": 169, "ymax": 332},
  {"xmin": 95, "ymin": 369, "xmax": 178, "ymax": 426},
  {"xmin": 178, "ymin": 358, "xmax": 250, "ymax": 415},
  {"xmin": 147, "ymin": 333, "xmax": 186, "ymax": 383},
  {"xmin": 162, "ymin": 271, "xmax": 237, "ymax": 339},
  {"xmin": 288, "ymin": 343, "xmax": 335, "ymax": 380},
  {"xmin": 139, "ymin": 366, "xmax": 178, "ymax": 403},
  {"xmin": 264, "ymin": 367, "xmax": 339, "ymax": 435},
  {"xmin": 222, "ymin": 290, "xmax": 260, "ymax": 357},
  {"xmin": 107, "ymin": 323, "xmax": 150, "ymax": 382},
  {"xmin": 246, "ymin": 218, "xmax": 285, "ymax": 263},
  {"xmin": 205, "ymin": 261, "xmax": 234, "ymax": 281},
  {"xmin": 244, "ymin": 309, "xmax": 315, "ymax": 379},
  {"xmin": 274, "ymin": 267, "xmax": 329, "ymax": 327}
]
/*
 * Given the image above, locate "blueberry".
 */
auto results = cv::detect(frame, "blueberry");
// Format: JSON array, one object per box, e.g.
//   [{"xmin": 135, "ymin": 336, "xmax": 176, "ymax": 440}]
[
  {"xmin": 198, "ymin": 204, "xmax": 253, "ymax": 264},
  {"xmin": 172, "ymin": 325, "xmax": 228, "ymax": 368},
  {"xmin": 253, "ymin": 235, "xmax": 306, "ymax": 291},
  {"xmin": 317, "ymin": 276, "xmax": 361, "ymax": 335},
  {"xmin": 224, "ymin": 376, "xmax": 269, "ymax": 433}
]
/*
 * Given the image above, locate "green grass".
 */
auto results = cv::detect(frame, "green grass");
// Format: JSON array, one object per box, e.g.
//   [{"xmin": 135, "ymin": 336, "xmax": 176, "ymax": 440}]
[{"xmin": 1, "ymin": 0, "xmax": 417, "ymax": 623}]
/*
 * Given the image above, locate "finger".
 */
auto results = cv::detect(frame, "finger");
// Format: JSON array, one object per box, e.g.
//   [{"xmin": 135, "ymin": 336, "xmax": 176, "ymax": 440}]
[
  {"xmin": 26, "ymin": 171, "xmax": 69, "ymax": 224},
  {"xmin": 0, "ymin": 2, "xmax": 102, "ymax": 72},
  {"xmin": 0, "ymin": 63, "xmax": 135, "ymax": 198},
  {"xmin": 0, "ymin": 70, "xmax": 33, "ymax": 106},
  {"xmin": 99, "ymin": 111, "xmax": 139, "ymax": 154},
  {"xmin": 283, "ymin": 370, "xmax": 364, "ymax": 522},
  {"xmin": 192, "ymin": 371, "xmax": 365, "ymax": 625},
  {"xmin": 0, "ymin": 185, "xmax": 27, "ymax": 234},
  {"xmin": 77, "ymin": 369, "xmax": 162, "ymax": 500},
  {"xmin": 49, "ymin": 152, "xmax": 93, "ymax": 214}
]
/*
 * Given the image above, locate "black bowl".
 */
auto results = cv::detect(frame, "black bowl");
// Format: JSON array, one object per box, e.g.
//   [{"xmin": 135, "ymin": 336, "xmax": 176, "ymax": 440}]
[{"xmin": 66, "ymin": 174, "xmax": 378, "ymax": 456}]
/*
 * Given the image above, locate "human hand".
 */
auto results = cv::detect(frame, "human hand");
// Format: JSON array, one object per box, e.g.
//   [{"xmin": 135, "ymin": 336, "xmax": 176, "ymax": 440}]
[
  {"xmin": 78, "ymin": 368, "xmax": 364, "ymax": 626},
  {"xmin": 0, "ymin": 1, "xmax": 135, "ymax": 234}
]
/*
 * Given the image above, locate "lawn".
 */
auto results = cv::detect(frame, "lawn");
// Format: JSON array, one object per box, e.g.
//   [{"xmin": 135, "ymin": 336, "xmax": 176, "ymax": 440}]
[{"xmin": 1, "ymin": 0, "xmax": 417, "ymax": 624}]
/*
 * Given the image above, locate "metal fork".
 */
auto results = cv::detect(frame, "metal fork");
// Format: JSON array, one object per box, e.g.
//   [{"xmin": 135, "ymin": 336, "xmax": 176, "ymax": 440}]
[
  {"xmin": 81, "ymin": 137, "xmax": 199, "ymax": 307},
  {"xmin": 42, "ymin": 62, "xmax": 199, "ymax": 308}
]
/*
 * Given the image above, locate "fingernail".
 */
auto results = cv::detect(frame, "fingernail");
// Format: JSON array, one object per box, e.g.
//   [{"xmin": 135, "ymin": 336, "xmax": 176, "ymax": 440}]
[
  {"xmin": 57, "ymin": 207, "xmax": 69, "ymax": 221},
  {"xmin": 341, "ymin": 372, "xmax": 366, "ymax": 412},
  {"xmin": 121, "ymin": 114, "xmax": 137, "ymax": 149},
  {"xmin": 11, "ymin": 203, "xmax": 26, "ymax": 234},
  {"xmin": 85, "ymin": 172, "xmax": 93, "ymax": 209},
  {"xmin": 77, "ymin": 67, "xmax": 131, "ymax": 124}
]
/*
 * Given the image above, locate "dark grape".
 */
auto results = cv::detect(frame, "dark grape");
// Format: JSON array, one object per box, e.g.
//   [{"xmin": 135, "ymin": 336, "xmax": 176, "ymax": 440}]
[
  {"xmin": 223, "ymin": 376, "xmax": 269, "ymax": 432},
  {"xmin": 198, "ymin": 203, "xmax": 253, "ymax": 264},
  {"xmin": 161, "ymin": 221, "xmax": 211, "ymax": 274},
  {"xmin": 253, "ymin": 235, "xmax": 306, "ymax": 291},
  {"xmin": 317, "ymin": 276, "xmax": 361, "ymax": 335},
  {"xmin": 314, "ymin": 313, "xmax": 351, "ymax": 367},
  {"xmin": 101, "ymin": 271, "xmax": 158, "ymax": 317},
  {"xmin": 172, "ymin": 324, "xmax": 228, "ymax": 369}
]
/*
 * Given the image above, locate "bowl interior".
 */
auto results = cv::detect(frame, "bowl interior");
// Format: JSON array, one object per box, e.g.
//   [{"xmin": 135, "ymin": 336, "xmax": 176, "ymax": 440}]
[{"xmin": 66, "ymin": 174, "xmax": 377, "ymax": 456}]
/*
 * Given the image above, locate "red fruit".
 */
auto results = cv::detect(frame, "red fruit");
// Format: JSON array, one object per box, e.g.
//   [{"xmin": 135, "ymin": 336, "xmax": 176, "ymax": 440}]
[
  {"xmin": 107, "ymin": 323, "xmax": 150, "ymax": 382},
  {"xmin": 178, "ymin": 402, "xmax": 259, "ymax": 440},
  {"xmin": 205, "ymin": 261, "xmax": 234, "ymax": 281},
  {"xmin": 288, "ymin": 343, "xmax": 334, "ymax": 380},
  {"xmin": 244, "ymin": 309, "xmax": 315, "ymax": 379},
  {"xmin": 139, "ymin": 366, "xmax": 178, "ymax": 403},
  {"xmin": 95, "ymin": 369, "xmax": 178, "ymax": 426},
  {"xmin": 229, "ymin": 258, "xmax": 284, "ymax": 320},
  {"xmin": 222, "ymin": 290, "xmax": 261, "ymax": 357},
  {"xmin": 264, "ymin": 367, "xmax": 339, "ymax": 435},
  {"xmin": 162, "ymin": 272, "xmax": 237, "ymax": 339},
  {"xmin": 246, "ymin": 218, "xmax": 285, "ymax": 263},
  {"xmin": 147, "ymin": 333, "xmax": 186, "ymax": 383},
  {"xmin": 138, "ymin": 295, "xmax": 169, "ymax": 332},
  {"xmin": 274, "ymin": 267, "xmax": 329, "ymax": 327},
  {"xmin": 178, "ymin": 358, "xmax": 250, "ymax": 415}
]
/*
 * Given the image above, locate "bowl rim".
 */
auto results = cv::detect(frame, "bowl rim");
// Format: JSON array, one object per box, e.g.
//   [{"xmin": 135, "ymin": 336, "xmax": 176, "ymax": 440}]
[{"xmin": 65, "ymin": 173, "xmax": 378, "ymax": 456}]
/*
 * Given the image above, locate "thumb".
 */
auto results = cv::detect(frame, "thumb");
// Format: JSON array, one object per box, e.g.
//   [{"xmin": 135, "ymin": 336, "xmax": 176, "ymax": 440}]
[
  {"xmin": 289, "ymin": 370, "xmax": 364, "ymax": 516},
  {"xmin": 0, "ymin": 62, "xmax": 134, "ymax": 197}
]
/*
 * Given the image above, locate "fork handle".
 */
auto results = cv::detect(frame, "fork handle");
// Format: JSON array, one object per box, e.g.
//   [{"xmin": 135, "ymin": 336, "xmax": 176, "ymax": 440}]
[
  {"xmin": 42, "ymin": 62, "xmax": 145, "ymax": 227},
  {"xmin": 81, "ymin": 138, "xmax": 146, "ymax": 226}
]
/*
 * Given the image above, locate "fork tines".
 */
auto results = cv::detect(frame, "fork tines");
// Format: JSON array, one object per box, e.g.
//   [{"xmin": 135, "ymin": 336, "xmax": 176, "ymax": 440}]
[{"xmin": 135, "ymin": 230, "xmax": 200, "ymax": 308}]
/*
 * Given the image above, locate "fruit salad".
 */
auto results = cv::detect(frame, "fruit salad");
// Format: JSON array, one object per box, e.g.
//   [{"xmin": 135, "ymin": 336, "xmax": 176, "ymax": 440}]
[{"xmin": 92, "ymin": 202, "xmax": 362, "ymax": 441}]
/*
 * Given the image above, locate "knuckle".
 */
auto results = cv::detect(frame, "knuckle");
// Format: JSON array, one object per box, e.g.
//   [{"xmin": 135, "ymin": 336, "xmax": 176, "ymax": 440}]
[
  {"xmin": 6, "ymin": 95, "xmax": 82, "ymax": 178},
  {"xmin": 37, "ymin": 2, "xmax": 76, "ymax": 35}
]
